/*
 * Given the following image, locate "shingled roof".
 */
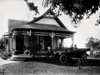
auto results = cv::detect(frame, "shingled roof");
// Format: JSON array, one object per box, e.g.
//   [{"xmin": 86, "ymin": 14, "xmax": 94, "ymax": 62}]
[
  {"xmin": 27, "ymin": 8, "xmax": 66, "ymax": 28},
  {"xmin": 13, "ymin": 23, "xmax": 74, "ymax": 33},
  {"xmin": 12, "ymin": 9, "xmax": 75, "ymax": 34}
]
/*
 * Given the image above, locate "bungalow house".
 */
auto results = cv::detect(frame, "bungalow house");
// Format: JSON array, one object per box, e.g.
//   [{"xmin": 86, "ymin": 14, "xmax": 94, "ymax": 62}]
[{"xmin": 6, "ymin": 9, "xmax": 75, "ymax": 55}]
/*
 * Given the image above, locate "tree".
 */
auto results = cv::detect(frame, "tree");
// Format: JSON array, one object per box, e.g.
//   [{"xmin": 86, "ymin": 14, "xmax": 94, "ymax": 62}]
[
  {"xmin": 86, "ymin": 37, "xmax": 100, "ymax": 55},
  {"xmin": 24, "ymin": 0, "xmax": 39, "ymax": 15},
  {"xmin": 24, "ymin": 0, "xmax": 100, "ymax": 25}
]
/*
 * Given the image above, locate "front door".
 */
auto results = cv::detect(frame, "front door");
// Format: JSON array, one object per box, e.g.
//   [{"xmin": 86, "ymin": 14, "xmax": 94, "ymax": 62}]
[
  {"xmin": 16, "ymin": 35, "xmax": 24, "ymax": 54},
  {"xmin": 44, "ymin": 36, "xmax": 51, "ymax": 50}
]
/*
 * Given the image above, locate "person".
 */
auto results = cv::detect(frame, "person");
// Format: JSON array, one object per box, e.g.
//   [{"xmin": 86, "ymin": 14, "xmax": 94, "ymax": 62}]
[
  {"xmin": 24, "ymin": 46, "xmax": 30, "ymax": 55},
  {"xmin": 13, "ymin": 49, "xmax": 18, "ymax": 55},
  {"xmin": 47, "ymin": 46, "xmax": 51, "ymax": 53},
  {"xmin": 70, "ymin": 44, "xmax": 73, "ymax": 51},
  {"xmin": 74, "ymin": 44, "xmax": 78, "ymax": 50}
]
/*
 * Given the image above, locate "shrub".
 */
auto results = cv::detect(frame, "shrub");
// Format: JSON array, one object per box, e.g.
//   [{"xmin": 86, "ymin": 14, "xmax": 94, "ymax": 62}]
[{"xmin": 0, "ymin": 50, "xmax": 12, "ymax": 60}]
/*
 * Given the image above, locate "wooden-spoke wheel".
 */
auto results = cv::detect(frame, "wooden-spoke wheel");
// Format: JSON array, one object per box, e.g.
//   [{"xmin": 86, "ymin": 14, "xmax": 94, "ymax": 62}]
[
  {"xmin": 81, "ymin": 54, "xmax": 87, "ymax": 63},
  {"xmin": 59, "ymin": 54, "xmax": 67, "ymax": 64}
]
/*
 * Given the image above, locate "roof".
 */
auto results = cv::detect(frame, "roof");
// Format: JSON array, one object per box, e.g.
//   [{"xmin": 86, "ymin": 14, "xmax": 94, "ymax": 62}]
[
  {"xmin": 8, "ymin": 19, "xmax": 27, "ymax": 33},
  {"xmin": 13, "ymin": 23, "xmax": 74, "ymax": 33},
  {"xmin": 27, "ymin": 8, "xmax": 67, "ymax": 28},
  {"xmin": 12, "ymin": 9, "xmax": 75, "ymax": 34}
]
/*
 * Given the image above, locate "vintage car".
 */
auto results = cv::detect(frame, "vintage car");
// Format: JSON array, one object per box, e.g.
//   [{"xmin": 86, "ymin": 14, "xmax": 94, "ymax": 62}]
[{"xmin": 31, "ymin": 47, "xmax": 90, "ymax": 64}]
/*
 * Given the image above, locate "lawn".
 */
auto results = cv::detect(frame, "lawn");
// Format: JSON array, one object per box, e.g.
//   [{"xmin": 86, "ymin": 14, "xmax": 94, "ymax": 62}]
[{"xmin": 0, "ymin": 59, "xmax": 100, "ymax": 75}]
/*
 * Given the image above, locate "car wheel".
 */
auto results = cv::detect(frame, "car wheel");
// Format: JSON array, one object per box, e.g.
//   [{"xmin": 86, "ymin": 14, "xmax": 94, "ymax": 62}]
[
  {"xmin": 81, "ymin": 54, "xmax": 87, "ymax": 63},
  {"xmin": 59, "ymin": 54, "xmax": 67, "ymax": 64}
]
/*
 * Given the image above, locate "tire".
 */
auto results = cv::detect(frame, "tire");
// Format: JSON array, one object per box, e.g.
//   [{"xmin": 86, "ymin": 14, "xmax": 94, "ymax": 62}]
[
  {"xmin": 59, "ymin": 54, "xmax": 67, "ymax": 64},
  {"xmin": 81, "ymin": 54, "xmax": 87, "ymax": 63}
]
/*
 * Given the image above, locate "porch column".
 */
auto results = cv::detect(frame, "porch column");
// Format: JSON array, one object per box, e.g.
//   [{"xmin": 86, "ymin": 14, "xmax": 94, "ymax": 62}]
[
  {"xmin": 71, "ymin": 34, "xmax": 74, "ymax": 48},
  {"xmin": 12, "ymin": 31, "xmax": 16, "ymax": 50},
  {"xmin": 3, "ymin": 36, "xmax": 6, "ymax": 50},
  {"xmin": 49, "ymin": 32, "xmax": 55, "ymax": 51},
  {"xmin": 61, "ymin": 38, "xmax": 64, "ymax": 48},
  {"xmin": 12, "ymin": 36, "xmax": 16, "ymax": 50},
  {"xmin": 8, "ymin": 36, "xmax": 10, "ymax": 51},
  {"xmin": 24, "ymin": 35, "xmax": 28, "ymax": 47},
  {"xmin": 9, "ymin": 37, "xmax": 13, "ymax": 51}
]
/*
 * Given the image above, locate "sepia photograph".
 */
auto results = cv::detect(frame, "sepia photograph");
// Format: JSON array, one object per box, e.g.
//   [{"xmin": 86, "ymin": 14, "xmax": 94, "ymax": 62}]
[{"xmin": 0, "ymin": 0, "xmax": 100, "ymax": 75}]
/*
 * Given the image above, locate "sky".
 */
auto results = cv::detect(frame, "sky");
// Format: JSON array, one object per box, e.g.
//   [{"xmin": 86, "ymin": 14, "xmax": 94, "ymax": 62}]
[{"xmin": 0, "ymin": 0, "xmax": 100, "ymax": 48}]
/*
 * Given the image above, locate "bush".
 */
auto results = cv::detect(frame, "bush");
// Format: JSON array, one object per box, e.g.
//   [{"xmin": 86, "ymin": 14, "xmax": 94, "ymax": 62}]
[{"xmin": 0, "ymin": 50, "xmax": 12, "ymax": 60}]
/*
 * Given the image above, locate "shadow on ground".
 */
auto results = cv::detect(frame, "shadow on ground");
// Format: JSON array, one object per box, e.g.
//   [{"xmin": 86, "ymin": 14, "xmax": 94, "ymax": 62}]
[{"xmin": 23, "ymin": 57, "xmax": 100, "ymax": 67}]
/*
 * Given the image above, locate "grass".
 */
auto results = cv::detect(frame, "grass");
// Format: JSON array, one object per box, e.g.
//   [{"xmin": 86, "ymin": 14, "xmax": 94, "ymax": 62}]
[{"xmin": 0, "ymin": 59, "xmax": 100, "ymax": 75}]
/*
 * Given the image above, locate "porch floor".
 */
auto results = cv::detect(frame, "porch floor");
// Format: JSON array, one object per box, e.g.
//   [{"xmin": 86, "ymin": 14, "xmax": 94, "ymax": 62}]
[{"xmin": 10, "ymin": 54, "xmax": 33, "ymax": 61}]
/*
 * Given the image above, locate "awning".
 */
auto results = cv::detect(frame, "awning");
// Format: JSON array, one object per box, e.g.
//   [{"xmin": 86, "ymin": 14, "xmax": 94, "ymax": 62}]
[
  {"xmin": 12, "ymin": 30, "xmax": 73, "ymax": 38},
  {"xmin": 12, "ymin": 23, "xmax": 75, "ymax": 34},
  {"xmin": 34, "ymin": 32, "xmax": 72, "ymax": 38}
]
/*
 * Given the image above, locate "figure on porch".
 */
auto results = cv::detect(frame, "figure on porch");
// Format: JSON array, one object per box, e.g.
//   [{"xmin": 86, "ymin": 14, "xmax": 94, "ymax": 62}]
[
  {"xmin": 13, "ymin": 49, "xmax": 18, "ymax": 55},
  {"xmin": 73, "ymin": 44, "xmax": 78, "ymax": 51},
  {"xmin": 24, "ymin": 46, "xmax": 30, "ymax": 55}
]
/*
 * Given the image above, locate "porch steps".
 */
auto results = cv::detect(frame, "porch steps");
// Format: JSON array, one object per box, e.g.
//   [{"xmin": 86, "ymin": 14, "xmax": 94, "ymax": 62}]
[{"xmin": 10, "ymin": 54, "xmax": 33, "ymax": 61}]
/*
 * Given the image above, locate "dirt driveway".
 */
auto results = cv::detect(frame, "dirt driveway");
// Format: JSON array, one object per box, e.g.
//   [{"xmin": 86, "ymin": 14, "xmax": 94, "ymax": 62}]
[{"xmin": 0, "ymin": 57, "xmax": 100, "ymax": 75}]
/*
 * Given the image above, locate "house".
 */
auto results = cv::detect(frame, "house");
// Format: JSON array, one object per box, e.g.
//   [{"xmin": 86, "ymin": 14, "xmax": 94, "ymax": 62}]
[{"xmin": 6, "ymin": 9, "xmax": 75, "ymax": 55}]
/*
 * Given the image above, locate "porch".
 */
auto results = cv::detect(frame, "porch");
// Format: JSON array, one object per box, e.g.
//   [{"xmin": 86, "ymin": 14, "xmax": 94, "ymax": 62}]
[
  {"xmin": 9, "ymin": 23, "xmax": 74, "ymax": 55},
  {"xmin": 8, "ymin": 9, "xmax": 75, "ymax": 56}
]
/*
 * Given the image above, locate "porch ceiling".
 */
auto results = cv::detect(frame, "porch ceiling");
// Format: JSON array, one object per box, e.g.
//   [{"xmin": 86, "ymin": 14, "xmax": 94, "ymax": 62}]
[{"xmin": 12, "ymin": 23, "xmax": 75, "ymax": 34}]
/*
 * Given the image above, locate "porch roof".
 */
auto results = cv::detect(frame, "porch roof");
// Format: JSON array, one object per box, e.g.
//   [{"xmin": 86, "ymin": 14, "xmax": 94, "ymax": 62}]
[{"xmin": 12, "ymin": 23, "xmax": 74, "ymax": 34}]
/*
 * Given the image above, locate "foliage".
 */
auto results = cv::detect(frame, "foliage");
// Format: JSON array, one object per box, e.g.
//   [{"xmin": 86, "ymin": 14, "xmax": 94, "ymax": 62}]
[
  {"xmin": 24, "ymin": 0, "xmax": 100, "ymax": 25},
  {"xmin": 24, "ymin": 0, "xmax": 39, "ymax": 15},
  {"xmin": 42, "ymin": 0, "xmax": 100, "ymax": 24},
  {"xmin": 86, "ymin": 37, "xmax": 100, "ymax": 50},
  {"xmin": 0, "ymin": 49, "xmax": 12, "ymax": 60},
  {"xmin": 0, "ymin": 38, "xmax": 11, "ymax": 59}
]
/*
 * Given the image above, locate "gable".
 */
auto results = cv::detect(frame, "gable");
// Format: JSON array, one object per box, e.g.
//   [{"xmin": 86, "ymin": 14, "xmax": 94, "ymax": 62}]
[
  {"xmin": 27, "ymin": 9, "xmax": 66, "ymax": 28},
  {"xmin": 35, "ymin": 17, "xmax": 60, "ymax": 27}
]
